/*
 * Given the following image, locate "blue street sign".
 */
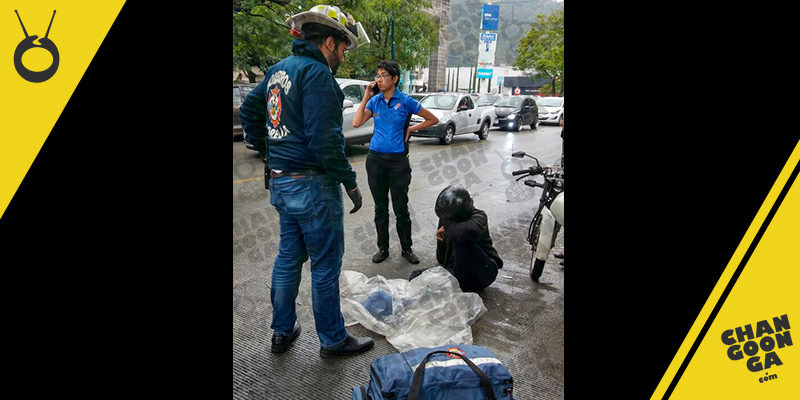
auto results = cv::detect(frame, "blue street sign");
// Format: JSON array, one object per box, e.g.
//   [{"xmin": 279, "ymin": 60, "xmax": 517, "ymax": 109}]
[
  {"xmin": 481, "ymin": 4, "xmax": 500, "ymax": 30},
  {"xmin": 477, "ymin": 68, "xmax": 493, "ymax": 79}
]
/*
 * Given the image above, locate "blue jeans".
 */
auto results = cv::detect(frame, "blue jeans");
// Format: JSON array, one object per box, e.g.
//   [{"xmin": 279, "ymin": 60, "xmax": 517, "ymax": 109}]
[{"xmin": 268, "ymin": 174, "xmax": 348, "ymax": 348}]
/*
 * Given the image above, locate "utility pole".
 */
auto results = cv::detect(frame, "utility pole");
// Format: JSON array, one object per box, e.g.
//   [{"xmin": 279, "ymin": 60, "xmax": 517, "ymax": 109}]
[
  {"xmin": 447, "ymin": 68, "xmax": 452, "ymax": 91},
  {"xmin": 390, "ymin": 13, "xmax": 395, "ymax": 60},
  {"xmin": 472, "ymin": 67, "xmax": 477, "ymax": 93}
]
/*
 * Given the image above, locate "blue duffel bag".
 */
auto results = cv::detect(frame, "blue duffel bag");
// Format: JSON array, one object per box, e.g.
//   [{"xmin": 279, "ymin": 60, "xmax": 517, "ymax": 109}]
[{"xmin": 352, "ymin": 344, "xmax": 514, "ymax": 400}]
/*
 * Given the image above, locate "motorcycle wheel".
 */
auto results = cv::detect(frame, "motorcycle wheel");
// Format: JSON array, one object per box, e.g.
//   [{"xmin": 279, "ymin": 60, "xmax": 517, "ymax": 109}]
[
  {"xmin": 529, "ymin": 215, "xmax": 562, "ymax": 279},
  {"xmin": 529, "ymin": 214, "xmax": 542, "ymax": 279}
]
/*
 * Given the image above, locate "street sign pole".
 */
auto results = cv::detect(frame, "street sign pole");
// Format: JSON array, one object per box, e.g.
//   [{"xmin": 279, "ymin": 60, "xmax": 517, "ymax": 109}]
[
  {"xmin": 477, "ymin": 4, "xmax": 499, "ymax": 89},
  {"xmin": 391, "ymin": 13, "xmax": 395, "ymax": 60}
]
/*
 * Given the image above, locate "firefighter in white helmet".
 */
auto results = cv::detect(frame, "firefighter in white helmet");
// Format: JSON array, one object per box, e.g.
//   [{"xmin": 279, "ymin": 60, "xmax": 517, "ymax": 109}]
[{"xmin": 238, "ymin": 5, "xmax": 373, "ymax": 358}]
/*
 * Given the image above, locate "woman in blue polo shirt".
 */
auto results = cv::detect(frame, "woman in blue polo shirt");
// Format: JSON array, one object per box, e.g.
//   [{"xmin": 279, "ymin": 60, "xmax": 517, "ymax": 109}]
[{"xmin": 352, "ymin": 60, "xmax": 439, "ymax": 264}]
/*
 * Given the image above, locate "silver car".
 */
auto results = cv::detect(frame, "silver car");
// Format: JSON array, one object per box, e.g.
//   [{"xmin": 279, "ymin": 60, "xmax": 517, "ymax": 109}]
[
  {"xmin": 537, "ymin": 96, "xmax": 564, "ymax": 125},
  {"xmin": 337, "ymin": 78, "xmax": 375, "ymax": 145},
  {"xmin": 409, "ymin": 93, "xmax": 495, "ymax": 145}
]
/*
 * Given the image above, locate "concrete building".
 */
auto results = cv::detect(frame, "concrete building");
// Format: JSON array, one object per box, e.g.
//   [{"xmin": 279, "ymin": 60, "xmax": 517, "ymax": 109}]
[
  {"xmin": 424, "ymin": 0, "xmax": 450, "ymax": 91},
  {"xmin": 413, "ymin": 0, "xmax": 563, "ymax": 94}
]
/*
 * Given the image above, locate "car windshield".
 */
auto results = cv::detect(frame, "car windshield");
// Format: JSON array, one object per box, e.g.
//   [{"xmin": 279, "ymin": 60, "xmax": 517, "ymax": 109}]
[
  {"xmin": 420, "ymin": 95, "xmax": 457, "ymax": 110},
  {"xmin": 493, "ymin": 97, "xmax": 523, "ymax": 108},
  {"xmin": 476, "ymin": 95, "xmax": 499, "ymax": 105},
  {"xmin": 537, "ymin": 97, "xmax": 563, "ymax": 107},
  {"xmin": 234, "ymin": 87, "xmax": 242, "ymax": 103}
]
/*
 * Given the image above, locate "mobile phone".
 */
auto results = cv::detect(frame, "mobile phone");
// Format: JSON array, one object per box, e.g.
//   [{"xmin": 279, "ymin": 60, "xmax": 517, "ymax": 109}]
[{"xmin": 371, "ymin": 82, "xmax": 380, "ymax": 95}]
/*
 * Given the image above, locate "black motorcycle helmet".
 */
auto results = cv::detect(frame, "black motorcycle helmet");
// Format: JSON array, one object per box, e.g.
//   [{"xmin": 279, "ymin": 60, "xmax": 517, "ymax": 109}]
[{"xmin": 435, "ymin": 185, "xmax": 474, "ymax": 222}]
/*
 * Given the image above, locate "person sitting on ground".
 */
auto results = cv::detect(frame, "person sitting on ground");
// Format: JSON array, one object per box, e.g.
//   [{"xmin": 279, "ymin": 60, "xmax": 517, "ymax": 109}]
[{"xmin": 409, "ymin": 185, "xmax": 503, "ymax": 292}]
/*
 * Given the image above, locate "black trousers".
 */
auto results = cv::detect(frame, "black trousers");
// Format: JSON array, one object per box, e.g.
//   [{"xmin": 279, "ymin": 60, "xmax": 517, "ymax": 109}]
[{"xmin": 366, "ymin": 151, "xmax": 412, "ymax": 251}]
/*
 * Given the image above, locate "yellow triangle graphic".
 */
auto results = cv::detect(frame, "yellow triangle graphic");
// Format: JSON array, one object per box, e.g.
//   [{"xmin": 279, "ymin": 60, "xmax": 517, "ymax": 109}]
[
  {"xmin": 652, "ymin": 140, "xmax": 800, "ymax": 398},
  {"xmin": 0, "ymin": 1, "xmax": 126, "ymax": 219}
]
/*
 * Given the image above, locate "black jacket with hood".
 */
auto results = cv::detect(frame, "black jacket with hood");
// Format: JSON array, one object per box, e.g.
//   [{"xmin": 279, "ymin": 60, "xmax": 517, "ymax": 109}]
[{"xmin": 436, "ymin": 208, "xmax": 503, "ymax": 292}]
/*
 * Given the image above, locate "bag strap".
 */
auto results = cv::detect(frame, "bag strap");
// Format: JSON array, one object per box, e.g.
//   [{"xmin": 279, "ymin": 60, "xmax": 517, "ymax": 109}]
[{"xmin": 408, "ymin": 350, "xmax": 497, "ymax": 400}]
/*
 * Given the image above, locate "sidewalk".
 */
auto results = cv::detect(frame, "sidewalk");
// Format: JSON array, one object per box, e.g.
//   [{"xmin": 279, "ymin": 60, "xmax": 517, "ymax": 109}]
[{"xmin": 233, "ymin": 126, "xmax": 565, "ymax": 399}]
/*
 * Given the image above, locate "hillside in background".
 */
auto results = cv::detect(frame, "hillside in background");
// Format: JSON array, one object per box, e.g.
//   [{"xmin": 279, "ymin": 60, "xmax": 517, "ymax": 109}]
[{"xmin": 446, "ymin": 0, "xmax": 563, "ymax": 67}]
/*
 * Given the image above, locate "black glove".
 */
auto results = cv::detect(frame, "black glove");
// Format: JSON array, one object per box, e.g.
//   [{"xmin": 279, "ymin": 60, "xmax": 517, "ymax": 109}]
[{"xmin": 346, "ymin": 186, "xmax": 362, "ymax": 214}]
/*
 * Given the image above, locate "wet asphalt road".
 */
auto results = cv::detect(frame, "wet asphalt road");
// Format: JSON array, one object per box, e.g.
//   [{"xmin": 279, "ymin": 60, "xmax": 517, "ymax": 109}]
[{"xmin": 233, "ymin": 123, "xmax": 565, "ymax": 399}]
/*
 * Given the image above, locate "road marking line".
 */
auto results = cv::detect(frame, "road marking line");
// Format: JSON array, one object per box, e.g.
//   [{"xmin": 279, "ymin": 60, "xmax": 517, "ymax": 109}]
[{"xmin": 233, "ymin": 177, "xmax": 263, "ymax": 184}]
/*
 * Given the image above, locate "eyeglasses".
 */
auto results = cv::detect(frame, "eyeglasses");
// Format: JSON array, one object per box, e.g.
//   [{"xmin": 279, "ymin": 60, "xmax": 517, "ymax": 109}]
[{"xmin": 375, "ymin": 73, "xmax": 391, "ymax": 80}]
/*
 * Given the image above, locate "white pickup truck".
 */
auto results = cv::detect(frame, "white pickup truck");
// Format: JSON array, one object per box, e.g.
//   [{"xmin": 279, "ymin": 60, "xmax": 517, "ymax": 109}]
[{"xmin": 409, "ymin": 92, "xmax": 496, "ymax": 145}]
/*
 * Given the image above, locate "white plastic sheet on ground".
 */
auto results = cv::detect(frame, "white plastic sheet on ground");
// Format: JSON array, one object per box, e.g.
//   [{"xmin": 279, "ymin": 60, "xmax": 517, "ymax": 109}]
[{"xmin": 339, "ymin": 266, "xmax": 487, "ymax": 352}]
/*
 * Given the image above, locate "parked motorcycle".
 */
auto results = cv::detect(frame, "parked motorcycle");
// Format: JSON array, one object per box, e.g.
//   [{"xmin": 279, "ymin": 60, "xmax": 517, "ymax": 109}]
[{"xmin": 511, "ymin": 151, "xmax": 564, "ymax": 281}]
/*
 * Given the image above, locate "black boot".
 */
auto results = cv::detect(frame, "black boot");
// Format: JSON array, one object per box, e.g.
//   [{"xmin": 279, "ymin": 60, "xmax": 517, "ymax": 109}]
[
  {"xmin": 401, "ymin": 248, "xmax": 419, "ymax": 264},
  {"xmin": 372, "ymin": 248, "xmax": 389, "ymax": 263},
  {"xmin": 271, "ymin": 322, "xmax": 301, "ymax": 354},
  {"xmin": 530, "ymin": 258, "xmax": 546, "ymax": 282},
  {"xmin": 319, "ymin": 334, "xmax": 374, "ymax": 358}
]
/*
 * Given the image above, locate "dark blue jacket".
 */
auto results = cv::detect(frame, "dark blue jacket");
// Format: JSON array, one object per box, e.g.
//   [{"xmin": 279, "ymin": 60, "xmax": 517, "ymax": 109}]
[{"xmin": 239, "ymin": 39, "xmax": 357, "ymax": 190}]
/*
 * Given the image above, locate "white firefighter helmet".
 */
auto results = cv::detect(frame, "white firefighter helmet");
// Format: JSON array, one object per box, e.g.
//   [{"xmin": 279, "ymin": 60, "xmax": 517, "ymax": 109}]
[{"xmin": 286, "ymin": 4, "xmax": 370, "ymax": 51}]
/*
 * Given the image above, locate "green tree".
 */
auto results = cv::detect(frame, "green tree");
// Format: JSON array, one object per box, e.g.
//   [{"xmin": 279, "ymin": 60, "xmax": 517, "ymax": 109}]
[
  {"xmin": 513, "ymin": 10, "xmax": 564, "ymax": 96},
  {"xmin": 233, "ymin": 0, "xmax": 439, "ymax": 83},
  {"xmin": 337, "ymin": 0, "xmax": 439, "ymax": 80},
  {"xmin": 233, "ymin": 0, "xmax": 312, "ymax": 82}
]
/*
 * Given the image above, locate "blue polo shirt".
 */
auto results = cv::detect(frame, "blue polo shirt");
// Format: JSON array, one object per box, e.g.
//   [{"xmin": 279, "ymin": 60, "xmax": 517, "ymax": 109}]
[{"xmin": 366, "ymin": 90, "xmax": 422, "ymax": 154}]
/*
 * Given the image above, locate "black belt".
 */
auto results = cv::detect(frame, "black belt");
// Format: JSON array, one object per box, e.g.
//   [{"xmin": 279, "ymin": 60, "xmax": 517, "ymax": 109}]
[
  {"xmin": 368, "ymin": 150, "xmax": 407, "ymax": 159},
  {"xmin": 269, "ymin": 169, "xmax": 321, "ymax": 179}
]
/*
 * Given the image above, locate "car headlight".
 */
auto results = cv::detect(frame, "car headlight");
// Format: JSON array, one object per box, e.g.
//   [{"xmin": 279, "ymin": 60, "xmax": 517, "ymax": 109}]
[{"xmin": 507, "ymin": 113, "xmax": 516, "ymax": 119}]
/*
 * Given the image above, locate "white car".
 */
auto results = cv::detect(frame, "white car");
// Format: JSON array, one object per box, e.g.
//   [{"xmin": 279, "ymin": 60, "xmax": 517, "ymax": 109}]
[
  {"xmin": 408, "ymin": 93, "xmax": 495, "ymax": 145},
  {"xmin": 337, "ymin": 78, "xmax": 375, "ymax": 145},
  {"xmin": 536, "ymin": 96, "xmax": 564, "ymax": 125}
]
